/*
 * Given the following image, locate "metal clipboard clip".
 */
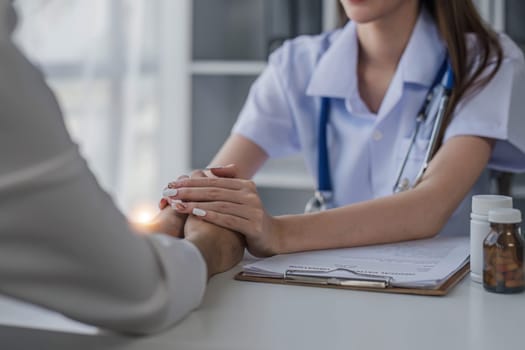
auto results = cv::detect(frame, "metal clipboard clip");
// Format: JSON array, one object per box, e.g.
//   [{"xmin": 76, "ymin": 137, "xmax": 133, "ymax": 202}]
[{"xmin": 284, "ymin": 267, "xmax": 392, "ymax": 289}]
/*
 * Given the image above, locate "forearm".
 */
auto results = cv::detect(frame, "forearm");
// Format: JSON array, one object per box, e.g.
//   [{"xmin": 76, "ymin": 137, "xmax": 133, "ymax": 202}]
[
  {"xmin": 210, "ymin": 134, "xmax": 268, "ymax": 179},
  {"xmin": 276, "ymin": 136, "xmax": 493, "ymax": 253},
  {"xmin": 168, "ymin": 136, "xmax": 492, "ymax": 256},
  {"xmin": 276, "ymin": 186, "xmax": 452, "ymax": 253}
]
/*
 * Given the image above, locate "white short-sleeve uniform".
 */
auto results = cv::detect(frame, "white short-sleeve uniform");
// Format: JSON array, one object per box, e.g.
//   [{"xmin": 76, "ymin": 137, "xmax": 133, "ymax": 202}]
[{"xmin": 233, "ymin": 9, "xmax": 525, "ymax": 237}]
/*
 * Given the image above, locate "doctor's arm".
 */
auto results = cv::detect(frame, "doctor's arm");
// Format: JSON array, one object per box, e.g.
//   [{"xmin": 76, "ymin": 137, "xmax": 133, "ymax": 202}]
[
  {"xmin": 169, "ymin": 135, "xmax": 493, "ymax": 255},
  {"xmin": 272, "ymin": 135, "xmax": 493, "ymax": 252},
  {"xmin": 209, "ymin": 134, "xmax": 269, "ymax": 178}
]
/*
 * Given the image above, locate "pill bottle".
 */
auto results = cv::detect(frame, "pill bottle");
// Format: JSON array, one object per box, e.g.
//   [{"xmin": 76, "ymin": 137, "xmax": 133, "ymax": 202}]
[
  {"xmin": 483, "ymin": 208, "xmax": 524, "ymax": 294},
  {"xmin": 470, "ymin": 195, "xmax": 513, "ymax": 283}
]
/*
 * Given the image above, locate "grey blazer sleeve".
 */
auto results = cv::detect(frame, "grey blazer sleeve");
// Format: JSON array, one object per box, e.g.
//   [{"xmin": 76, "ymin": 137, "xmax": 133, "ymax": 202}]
[{"xmin": 0, "ymin": 3, "xmax": 206, "ymax": 334}]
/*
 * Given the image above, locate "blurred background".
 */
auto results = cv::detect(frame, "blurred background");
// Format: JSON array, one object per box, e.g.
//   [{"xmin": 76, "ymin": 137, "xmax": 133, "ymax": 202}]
[{"xmin": 12, "ymin": 0, "xmax": 525, "ymax": 221}]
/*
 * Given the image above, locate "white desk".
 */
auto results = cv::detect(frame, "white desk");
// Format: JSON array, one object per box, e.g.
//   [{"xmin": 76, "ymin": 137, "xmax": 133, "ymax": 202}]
[{"xmin": 1, "ymin": 265, "xmax": 524, "ymax": 350}]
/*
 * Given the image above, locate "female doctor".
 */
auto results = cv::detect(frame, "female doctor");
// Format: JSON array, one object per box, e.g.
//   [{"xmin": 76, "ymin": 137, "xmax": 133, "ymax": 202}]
[{"xmin": 163, "ymin": 0, "xmax": 525, "ymax": 257}]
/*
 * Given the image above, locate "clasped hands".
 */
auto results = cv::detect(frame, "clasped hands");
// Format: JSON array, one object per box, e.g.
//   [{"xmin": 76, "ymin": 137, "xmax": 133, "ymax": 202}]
[{"xmin": 148, "ymin": 165, "xmax": 281, "ymax": 278}]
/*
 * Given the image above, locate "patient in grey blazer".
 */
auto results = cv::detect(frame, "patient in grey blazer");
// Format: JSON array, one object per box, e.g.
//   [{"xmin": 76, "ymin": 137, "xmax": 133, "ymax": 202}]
[{"xmin": 0, "ymin": 0, "xmax": 244, "ymax": 334}]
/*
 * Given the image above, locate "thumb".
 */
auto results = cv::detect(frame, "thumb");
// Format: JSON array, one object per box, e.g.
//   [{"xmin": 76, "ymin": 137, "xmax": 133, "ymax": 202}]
[
  {"xmin": 208, "ymin": 164, "xmax": 238, "ymax": 178},
  {"xmin": 159, "ymin": 198, "xmax": 168, "ymax": 209}
]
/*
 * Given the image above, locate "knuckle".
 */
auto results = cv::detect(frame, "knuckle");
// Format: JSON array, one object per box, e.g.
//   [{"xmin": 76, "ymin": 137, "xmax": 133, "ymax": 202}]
[
  {"xmin": 191, "ymin": 170, "xmax": 205, "ymax": 178},
  {"xmin": 208, "ymin": 188, "xmax": 221, "ymax": 200},
  {"xmin": 223, "ymin": 215, "xmax": 237, "ymax": 228},
  {"xmin": 177, "ymin": 188, "xmax": 189, "ymax": 198},
  {"xmin": 245, "ymin": 192, "xmax": 260, "ymax": 204},
  {"xmin": 175, "ymin": 179, "xmax": 188, "ymax": 188},
  {"xmin": 245, "ymin": 180, "xmax": 257, "ymax": 191},
  {"xmin": 208, "ymin": 177, "xmax": 220, "ymax": 187},
  {"xmin": 218, "ymin": 201, "xmax": 230, "ymax": 211},
  {"xmin": 254, "ymin": 208, "xmax": 264, "ymax": 222}
]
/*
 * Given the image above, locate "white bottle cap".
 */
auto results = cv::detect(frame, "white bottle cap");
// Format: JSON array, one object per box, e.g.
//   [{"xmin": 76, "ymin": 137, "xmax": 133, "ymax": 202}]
[
  {"xmin": 488, "ymin": 208, "xmax": 522, "ymax": 224},
  {"xmin": 471, "ymin": 195, "xmax": 513, "ymax": 216}
]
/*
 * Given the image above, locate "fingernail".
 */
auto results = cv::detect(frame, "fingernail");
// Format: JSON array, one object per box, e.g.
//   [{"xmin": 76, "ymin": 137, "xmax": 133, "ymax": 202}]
[
  {"xmin": 162, "ymin": 188, "xmax": 178, "ymax": 198},
  {"xmin": 170, "ymin": 199, "xmax": 188, "ymax": 210},
  {"xmin": 192, "ymin": 208, "xmax": 206, "ymax": 217},
  {"xmin": 205, "ymin": 163, "xmax": 234, "ymax": 170}
]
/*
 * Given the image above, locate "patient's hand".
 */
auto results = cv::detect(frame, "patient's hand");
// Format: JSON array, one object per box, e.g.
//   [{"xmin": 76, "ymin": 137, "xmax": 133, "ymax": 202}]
[
  {"xmin": 185, "ymin": 215, "xmax": 245, "ymax": 278},
  {"xmin": 133, "ymin": 207, "xmax": 186, "ymax": 238}
]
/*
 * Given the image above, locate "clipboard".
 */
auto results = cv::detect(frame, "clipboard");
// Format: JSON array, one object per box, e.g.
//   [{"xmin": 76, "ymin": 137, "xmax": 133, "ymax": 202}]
[{"xmin": 234, "ymin": 262, "xmax": 469, "ymax": 297}]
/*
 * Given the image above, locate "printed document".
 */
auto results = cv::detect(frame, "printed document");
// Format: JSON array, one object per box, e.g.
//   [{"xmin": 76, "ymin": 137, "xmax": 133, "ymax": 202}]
[{"xmin": 243, "ymin": 236, "xmax": 469, "ymax": 288}]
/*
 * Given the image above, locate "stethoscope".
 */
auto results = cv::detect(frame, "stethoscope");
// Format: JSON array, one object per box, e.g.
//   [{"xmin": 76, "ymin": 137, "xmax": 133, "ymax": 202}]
[{"xmin": 305, "ymin": 56, "xmax": 455, "ymax": 213}]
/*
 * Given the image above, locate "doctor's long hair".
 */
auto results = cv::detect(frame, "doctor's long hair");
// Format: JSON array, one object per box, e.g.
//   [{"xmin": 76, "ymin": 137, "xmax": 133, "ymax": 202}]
[
  {"xmin": 421, "ymin": 0, "xmax": 503, "ymax": 144},
  {"xmin": 423, "ymin": 0, "xmax": 508, "ymax": 193},
  {"xmin": 337, "ymin": 0, "xmax": 503, "ymax": 140},
  {"xmin": 423, "ymin": 0, "xmax": 508, "ymax": 192}
]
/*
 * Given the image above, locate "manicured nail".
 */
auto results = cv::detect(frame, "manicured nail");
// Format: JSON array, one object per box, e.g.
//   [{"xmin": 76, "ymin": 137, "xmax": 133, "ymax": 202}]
[
  {"xmin": 205, "ymin": 165, "xmax": 224, "ymax": 170},
  {"xmin": 205, "ymin": 163, "xmax": 234, "ymax": 170},
  {"xmin": 162, "ymin": 188, "xmax": 178, "ymax": 198},
  {"xmin": 192, "ymin": 208, "xmax": 206, "ymax": 217},
  {"xmin": 170, "ymin": 200, "xmax": 187, "ymax": 210}
]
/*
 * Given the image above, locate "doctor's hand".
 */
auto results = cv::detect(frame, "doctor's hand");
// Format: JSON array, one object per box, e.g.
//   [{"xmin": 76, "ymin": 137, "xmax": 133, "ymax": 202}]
[
  {"xmin": 167, "ymin": 177, "xmax": 282, "ymax": 257},
  {"xmin": 147, "ymin": 174, "xmax": 193, "ymax": 238},
  {"xmin": 158, "ymin": 165, "xmax": 238, "ymax": 210},
  {"xmin": 154, "ymin": 165, "xmax": 240, "ymax": 239}
]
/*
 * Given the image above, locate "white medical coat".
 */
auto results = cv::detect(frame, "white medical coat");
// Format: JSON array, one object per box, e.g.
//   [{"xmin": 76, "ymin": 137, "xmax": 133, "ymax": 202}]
[{"xmin": 233, "ymin": 9, "xmax": 525, "ymax": 237}]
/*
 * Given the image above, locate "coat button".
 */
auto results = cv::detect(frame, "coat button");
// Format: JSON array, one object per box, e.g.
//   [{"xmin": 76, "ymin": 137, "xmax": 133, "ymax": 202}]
[{"xmin": 372, "ymin": 130, "xmax": 383, "ymax": 141}]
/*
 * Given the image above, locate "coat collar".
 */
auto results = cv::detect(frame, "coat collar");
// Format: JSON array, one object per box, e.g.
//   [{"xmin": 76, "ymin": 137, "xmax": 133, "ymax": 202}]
[{"xmin": 306, "ymin": 9, "xmax": 446, "ymax": 100}]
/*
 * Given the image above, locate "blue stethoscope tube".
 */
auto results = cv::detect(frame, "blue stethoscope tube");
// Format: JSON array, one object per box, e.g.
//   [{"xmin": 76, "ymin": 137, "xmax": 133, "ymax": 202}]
[
  {"xmin": 304, "ymin": 96, "xmax": 332, "ymax": 213},
  {"xmin": 305, "ymin": 56, "xmax": 455, "ymax": 213}
]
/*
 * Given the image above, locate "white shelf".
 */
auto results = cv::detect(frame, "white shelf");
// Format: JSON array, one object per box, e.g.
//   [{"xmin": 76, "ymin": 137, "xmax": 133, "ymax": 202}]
[
  {"xmin": 254, "ymin": 170, "xmax": 314, "ymax": 190},
  {"xmin": 513, "ymin": 185, "xmax": 525, "ymax": 198},
  {"xmin": 191, "ymin": 60, "xmax": 267, "ymax": 76},
  {"xmin": 254, "ymin": 157, "xmax": 314, "ymax": 190},
  {"xmin": 322, "ymin": 0, "xmax": 340, "ymax": 32},
  {"xmin": 185, "ymin": 1, "xmax": 325, "ymax": 210}
]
